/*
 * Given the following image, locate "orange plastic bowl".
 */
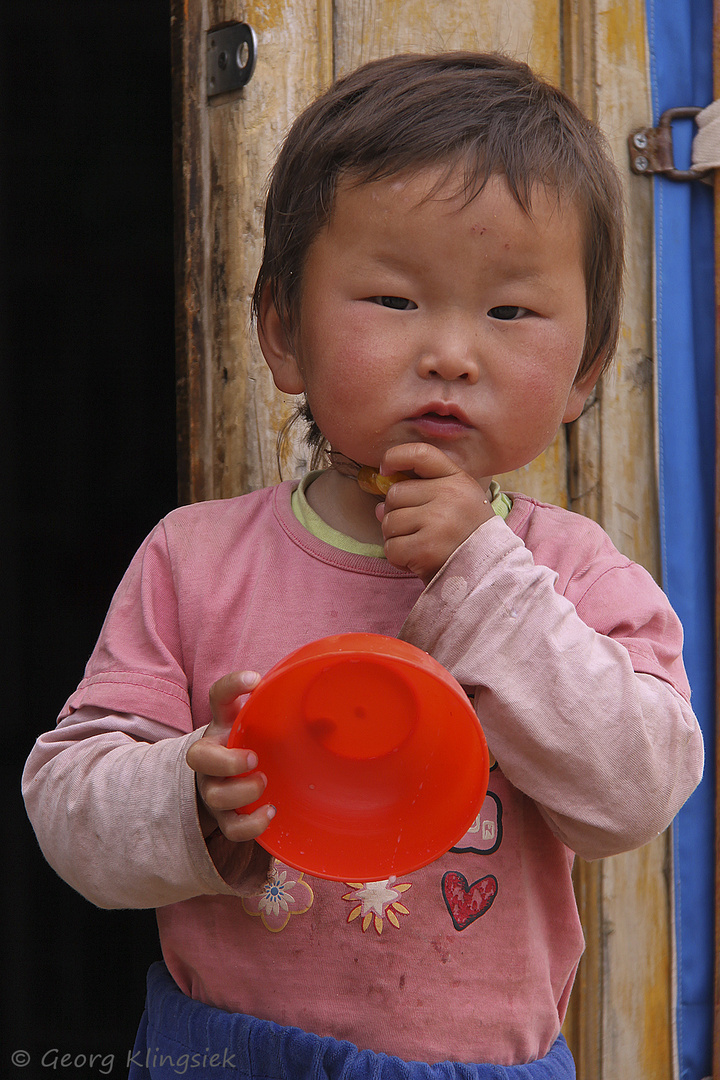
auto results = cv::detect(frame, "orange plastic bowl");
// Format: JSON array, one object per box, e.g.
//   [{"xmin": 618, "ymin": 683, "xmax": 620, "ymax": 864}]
[{"xmin": 228, "ymin": 633, "xmax": 489, "ymax": 881}]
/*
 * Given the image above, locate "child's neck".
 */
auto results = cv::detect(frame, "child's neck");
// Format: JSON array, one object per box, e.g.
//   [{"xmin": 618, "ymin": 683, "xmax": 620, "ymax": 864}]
[{"xmin": 304, "ymin": 468, "xmax": 385, "ymax": 546}]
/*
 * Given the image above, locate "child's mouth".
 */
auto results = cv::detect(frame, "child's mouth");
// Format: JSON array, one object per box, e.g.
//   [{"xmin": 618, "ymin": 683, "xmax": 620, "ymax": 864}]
[{"xmin": 410, "ymin": 410, "xmax": 472, "ymax": 437}]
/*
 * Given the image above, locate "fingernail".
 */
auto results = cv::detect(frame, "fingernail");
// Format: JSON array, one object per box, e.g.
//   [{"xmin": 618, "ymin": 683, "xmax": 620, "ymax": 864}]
[
  {"xmin": 266, "ymin": 805, "xmax": 277, "ymax": 820},
  {"xmin": 246, "ymin": 751, "xmax": 258, "ymax": 770}
]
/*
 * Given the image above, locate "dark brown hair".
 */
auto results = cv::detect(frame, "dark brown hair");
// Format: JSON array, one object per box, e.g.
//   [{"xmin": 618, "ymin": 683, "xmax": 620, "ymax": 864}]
[{"xmin": 253, "ymin": 51, "xmax": 625, "ymax": 463}]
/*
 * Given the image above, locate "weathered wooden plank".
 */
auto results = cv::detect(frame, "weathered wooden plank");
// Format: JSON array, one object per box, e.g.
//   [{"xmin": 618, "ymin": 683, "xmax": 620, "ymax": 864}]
[
  {"xmin": 564, "ymin": 858, "xmax": 604, "ymax": 1078},
  {"xmin": 205, "ymin": 0, "xmax": 329, "ymax": 497},
  {"xmin": 558, "ymin": 8, "xmax": 606, "ymax": 1065},
  {"xmin": 334, "ymin": 0, "xmax": 560, "ymax": 82},
  {"xmin": 561, "ymin": 0, "xmax": 596, "ymax": 115},
  {"xmin": 594, "ymin": 0, "xmax": 657, "ymax": 567},
  {"xmin": 591, "ymin": 1, "xmax": 673, "ymax": 1076},
  {"xmin": 175, "ymin": 0, "xmax": 328, "ymax": 503},
  {"xmin": 568, "ymin": 391, "xmax": 602, "ymax": 522},
  {"xmin": 602, "ymin": 842, "xmax": 673, "ymax": 1077},
  {"xmin": 172, "ymin": 0, "xmax": 214, "ymax": 505}
]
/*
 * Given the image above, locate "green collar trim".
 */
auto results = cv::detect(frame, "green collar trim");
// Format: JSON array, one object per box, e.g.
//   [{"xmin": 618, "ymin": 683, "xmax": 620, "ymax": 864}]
[{"xmin": 291, "ymin": 471, "xmax": 511, "ymax": 557}]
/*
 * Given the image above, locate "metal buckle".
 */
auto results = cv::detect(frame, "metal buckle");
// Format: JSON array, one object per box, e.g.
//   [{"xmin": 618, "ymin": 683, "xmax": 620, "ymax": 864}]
[{"xmin": 628, "ymin": 107, "xmax": 707, "ymax": 180}]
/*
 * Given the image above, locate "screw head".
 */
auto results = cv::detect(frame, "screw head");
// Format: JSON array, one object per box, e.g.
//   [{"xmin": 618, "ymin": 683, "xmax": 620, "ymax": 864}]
[
  {"xmin": 633, "ymin": 131, "xmax": 649, "ymax": 150},
  {"xmin": 237, "ymin": 41, "xmax": 250, "ymax": 69},
  {"xmin": 634, "ymin": 155, "xmax": 649, "ymax": 172}
]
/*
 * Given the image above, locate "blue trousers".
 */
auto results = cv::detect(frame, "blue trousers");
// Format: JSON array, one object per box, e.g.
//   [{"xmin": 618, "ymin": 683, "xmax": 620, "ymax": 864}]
[{"xmin": 128, "ymin": 962, "xmax": 575, "ymax": 1080}]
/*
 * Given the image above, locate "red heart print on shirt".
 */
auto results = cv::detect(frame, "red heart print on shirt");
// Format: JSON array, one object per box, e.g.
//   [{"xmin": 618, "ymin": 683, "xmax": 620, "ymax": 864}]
[{"xmin": 441, "ymin": 871, "xmax": 498, "ymax": 931}]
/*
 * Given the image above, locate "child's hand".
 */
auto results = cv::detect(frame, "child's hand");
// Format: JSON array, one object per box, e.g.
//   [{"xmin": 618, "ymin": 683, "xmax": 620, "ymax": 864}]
[
  {"xmin": 186, "ymin": 671, "xmax": 276, "ymax": 844},
  {"xmin": 376, "ymin": 443, "xmax": 496, "ymax": 585}
]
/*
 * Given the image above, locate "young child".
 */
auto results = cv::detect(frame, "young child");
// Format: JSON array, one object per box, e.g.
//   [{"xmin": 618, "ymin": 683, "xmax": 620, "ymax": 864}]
[{"xmin": 23, "ymin": 51, "xmax": 703, "ymax": 1077}]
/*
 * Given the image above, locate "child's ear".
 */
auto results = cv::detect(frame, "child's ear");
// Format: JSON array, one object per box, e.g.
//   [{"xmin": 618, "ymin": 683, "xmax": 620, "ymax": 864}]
[
  {"xmin": 562, "ymin": 354, "xmax": 605, "ymax": 424},
  {"xmin": 256, "ymin": 285, "xmax": 306, "ymax": 395}
]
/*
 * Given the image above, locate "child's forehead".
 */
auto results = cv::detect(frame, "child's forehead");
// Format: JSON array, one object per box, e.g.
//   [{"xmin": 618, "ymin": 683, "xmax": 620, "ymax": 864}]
[
  {"xmin": 306, "ymin": 166, "xmax": 587, "ymax": 291},
  {"xmin": 336, "ymin": 162, "xmax": 471, "ymax": 203},
  {"xmin": 332, "ymin": 164, "xmax": 583, "ymax": 232}
]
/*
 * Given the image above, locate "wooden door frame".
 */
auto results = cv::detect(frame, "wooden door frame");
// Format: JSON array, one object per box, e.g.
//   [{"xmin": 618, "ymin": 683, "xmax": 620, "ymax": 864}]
[{"xmin": 171, "ymin": 0, "xmax": 213, "ymax": 507}]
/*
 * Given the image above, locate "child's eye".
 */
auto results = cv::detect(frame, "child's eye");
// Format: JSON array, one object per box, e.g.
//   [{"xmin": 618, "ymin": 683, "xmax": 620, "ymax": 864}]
[
  {"xmin": 368, "ymin": 296, "xmax": 418, "ymax": 310},
  {"xmin": 488, "ymin": 305, "xmax": 528, "ymax": 321}
]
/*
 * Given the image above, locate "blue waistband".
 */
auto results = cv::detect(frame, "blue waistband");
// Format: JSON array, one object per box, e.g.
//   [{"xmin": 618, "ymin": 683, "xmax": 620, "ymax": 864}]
[{"xmin": 129, "ymin": 962, "xmax": 575, "ymax": 1080}]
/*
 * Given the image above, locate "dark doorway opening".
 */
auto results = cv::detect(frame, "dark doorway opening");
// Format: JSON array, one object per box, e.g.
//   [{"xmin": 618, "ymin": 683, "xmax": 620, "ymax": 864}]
[{"xmin": 1, "ymin": 4, "xmax": 177, "ymax": 1073}]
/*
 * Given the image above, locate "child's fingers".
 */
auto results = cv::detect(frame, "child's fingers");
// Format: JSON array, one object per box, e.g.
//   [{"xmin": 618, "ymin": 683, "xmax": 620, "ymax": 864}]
[
  {"xmin": 207, "ymin": 670, "xmax": 261, "ymax": 734},
  {"xmin": 378, "ymin": 465, "xmax": 495, "ymax": 582},
  {"xmin": 185, "ymin": 738, "xmax": 257, "ymax": 778},
  {"xmin": 190, "ymin": 745, "xmax": 274, "ymax": 841},
  {"xmin": 212, "ymin": 804, "xmax": 276, "ymax": 844},
  {"xmin": 200, "ymin": 769, "xmax": 267, "ymax": 815},
  {"xmin": 380, "ymin": 505, "xmax": 424, "ymax": 540},
  {"xmin": 188, "ymin": 672, "xmax": 271, "ymax": 841},
  {"xmin": 381, "ymin": 442, "xmax": 464, "ymax": 481},
  {"xmin": 382, "ymin": 478, "xmax": 440, "ymax": 514}
]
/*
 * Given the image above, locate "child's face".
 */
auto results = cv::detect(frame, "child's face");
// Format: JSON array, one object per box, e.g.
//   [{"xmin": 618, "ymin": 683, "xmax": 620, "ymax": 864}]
[{"xmin": 264, "ymin": 166, "xmax": 596, "ymax": 487}]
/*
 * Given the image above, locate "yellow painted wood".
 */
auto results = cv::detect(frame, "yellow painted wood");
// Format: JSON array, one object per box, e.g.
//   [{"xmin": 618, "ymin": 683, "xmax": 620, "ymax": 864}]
[
  {"xmin": 317, "ymin": 0, "xmax": 335, "ymax": 86},
  {"xmin": 594, "ymin": 0, "xmax": 658, "ymax": 572},
  {"xmin": 334, "ymin": 0, "xmax": 560, "ymax": 82},
  {"xmin": 559, "ymin": 11, "xmax": 605, "ymax": 1066},
  {"xmin": 602, "ymin": 843, "xmax": 674, "ymax": 1077},
  {"xmin": 593, "ymin": 2, "xmax": 673, "ymax": 1075},
  {"xmin": 560, "ymin": 1, "xmax": 673, "ymax": 1076},
  {"xmin": 203, "ymin": 0, "xmax": 330, "ymax": 497}
]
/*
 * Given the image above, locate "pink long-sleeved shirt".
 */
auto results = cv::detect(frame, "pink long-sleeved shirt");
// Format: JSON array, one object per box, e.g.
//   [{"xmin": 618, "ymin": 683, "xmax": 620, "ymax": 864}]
[{"xmin": 22, "ymin": 481, "xmax": 703, "ymax": 1066}]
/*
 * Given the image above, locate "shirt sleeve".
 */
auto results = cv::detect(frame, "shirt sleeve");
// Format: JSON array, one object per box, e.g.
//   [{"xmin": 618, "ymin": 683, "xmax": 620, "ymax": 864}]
[
  {"xmin": 22, "ymin": 708, "xmax": 271, "ymax": 909},
  {"xmin": 58, "ymin": 520, "xmax": 193, "ymax": 729},
  {"xmin": 400, "ymin": 516, "xmax": 704, "ymax": 861}
]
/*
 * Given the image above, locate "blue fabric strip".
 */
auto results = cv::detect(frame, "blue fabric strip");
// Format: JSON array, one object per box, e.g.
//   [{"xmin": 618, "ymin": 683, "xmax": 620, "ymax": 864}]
[
  {"xmin": 128, "ymin": 963, "xmax": 575, "ymax": 1080},
  {"xmin": 647, "ymin": 0, "xmax": 715, "ymax": 1075}
]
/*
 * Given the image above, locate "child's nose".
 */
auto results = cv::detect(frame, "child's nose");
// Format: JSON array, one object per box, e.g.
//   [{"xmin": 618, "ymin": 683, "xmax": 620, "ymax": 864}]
[{"xmin": 416, "ymin": 326, "xmax": 480, "ymax": 383}]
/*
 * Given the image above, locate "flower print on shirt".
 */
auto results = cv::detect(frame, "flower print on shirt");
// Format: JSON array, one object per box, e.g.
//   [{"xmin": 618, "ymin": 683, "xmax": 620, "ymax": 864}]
[
  {"xmin": 343, "ymin": 879, "xmax": 412, "ymax": 934},
  {"xmin": 242, "ymin": 861, "xmax": 314, "ymax": 932}
]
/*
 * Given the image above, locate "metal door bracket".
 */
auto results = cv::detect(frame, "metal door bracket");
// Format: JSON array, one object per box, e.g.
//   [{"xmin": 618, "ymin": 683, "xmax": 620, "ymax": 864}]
[
  {"xmin": 629, "ymin": 107, "xmax": 709, "ymax": 180},
  {"xmin": 207, "ymin": 23, "xmax": 257, "ymax": 99}
]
